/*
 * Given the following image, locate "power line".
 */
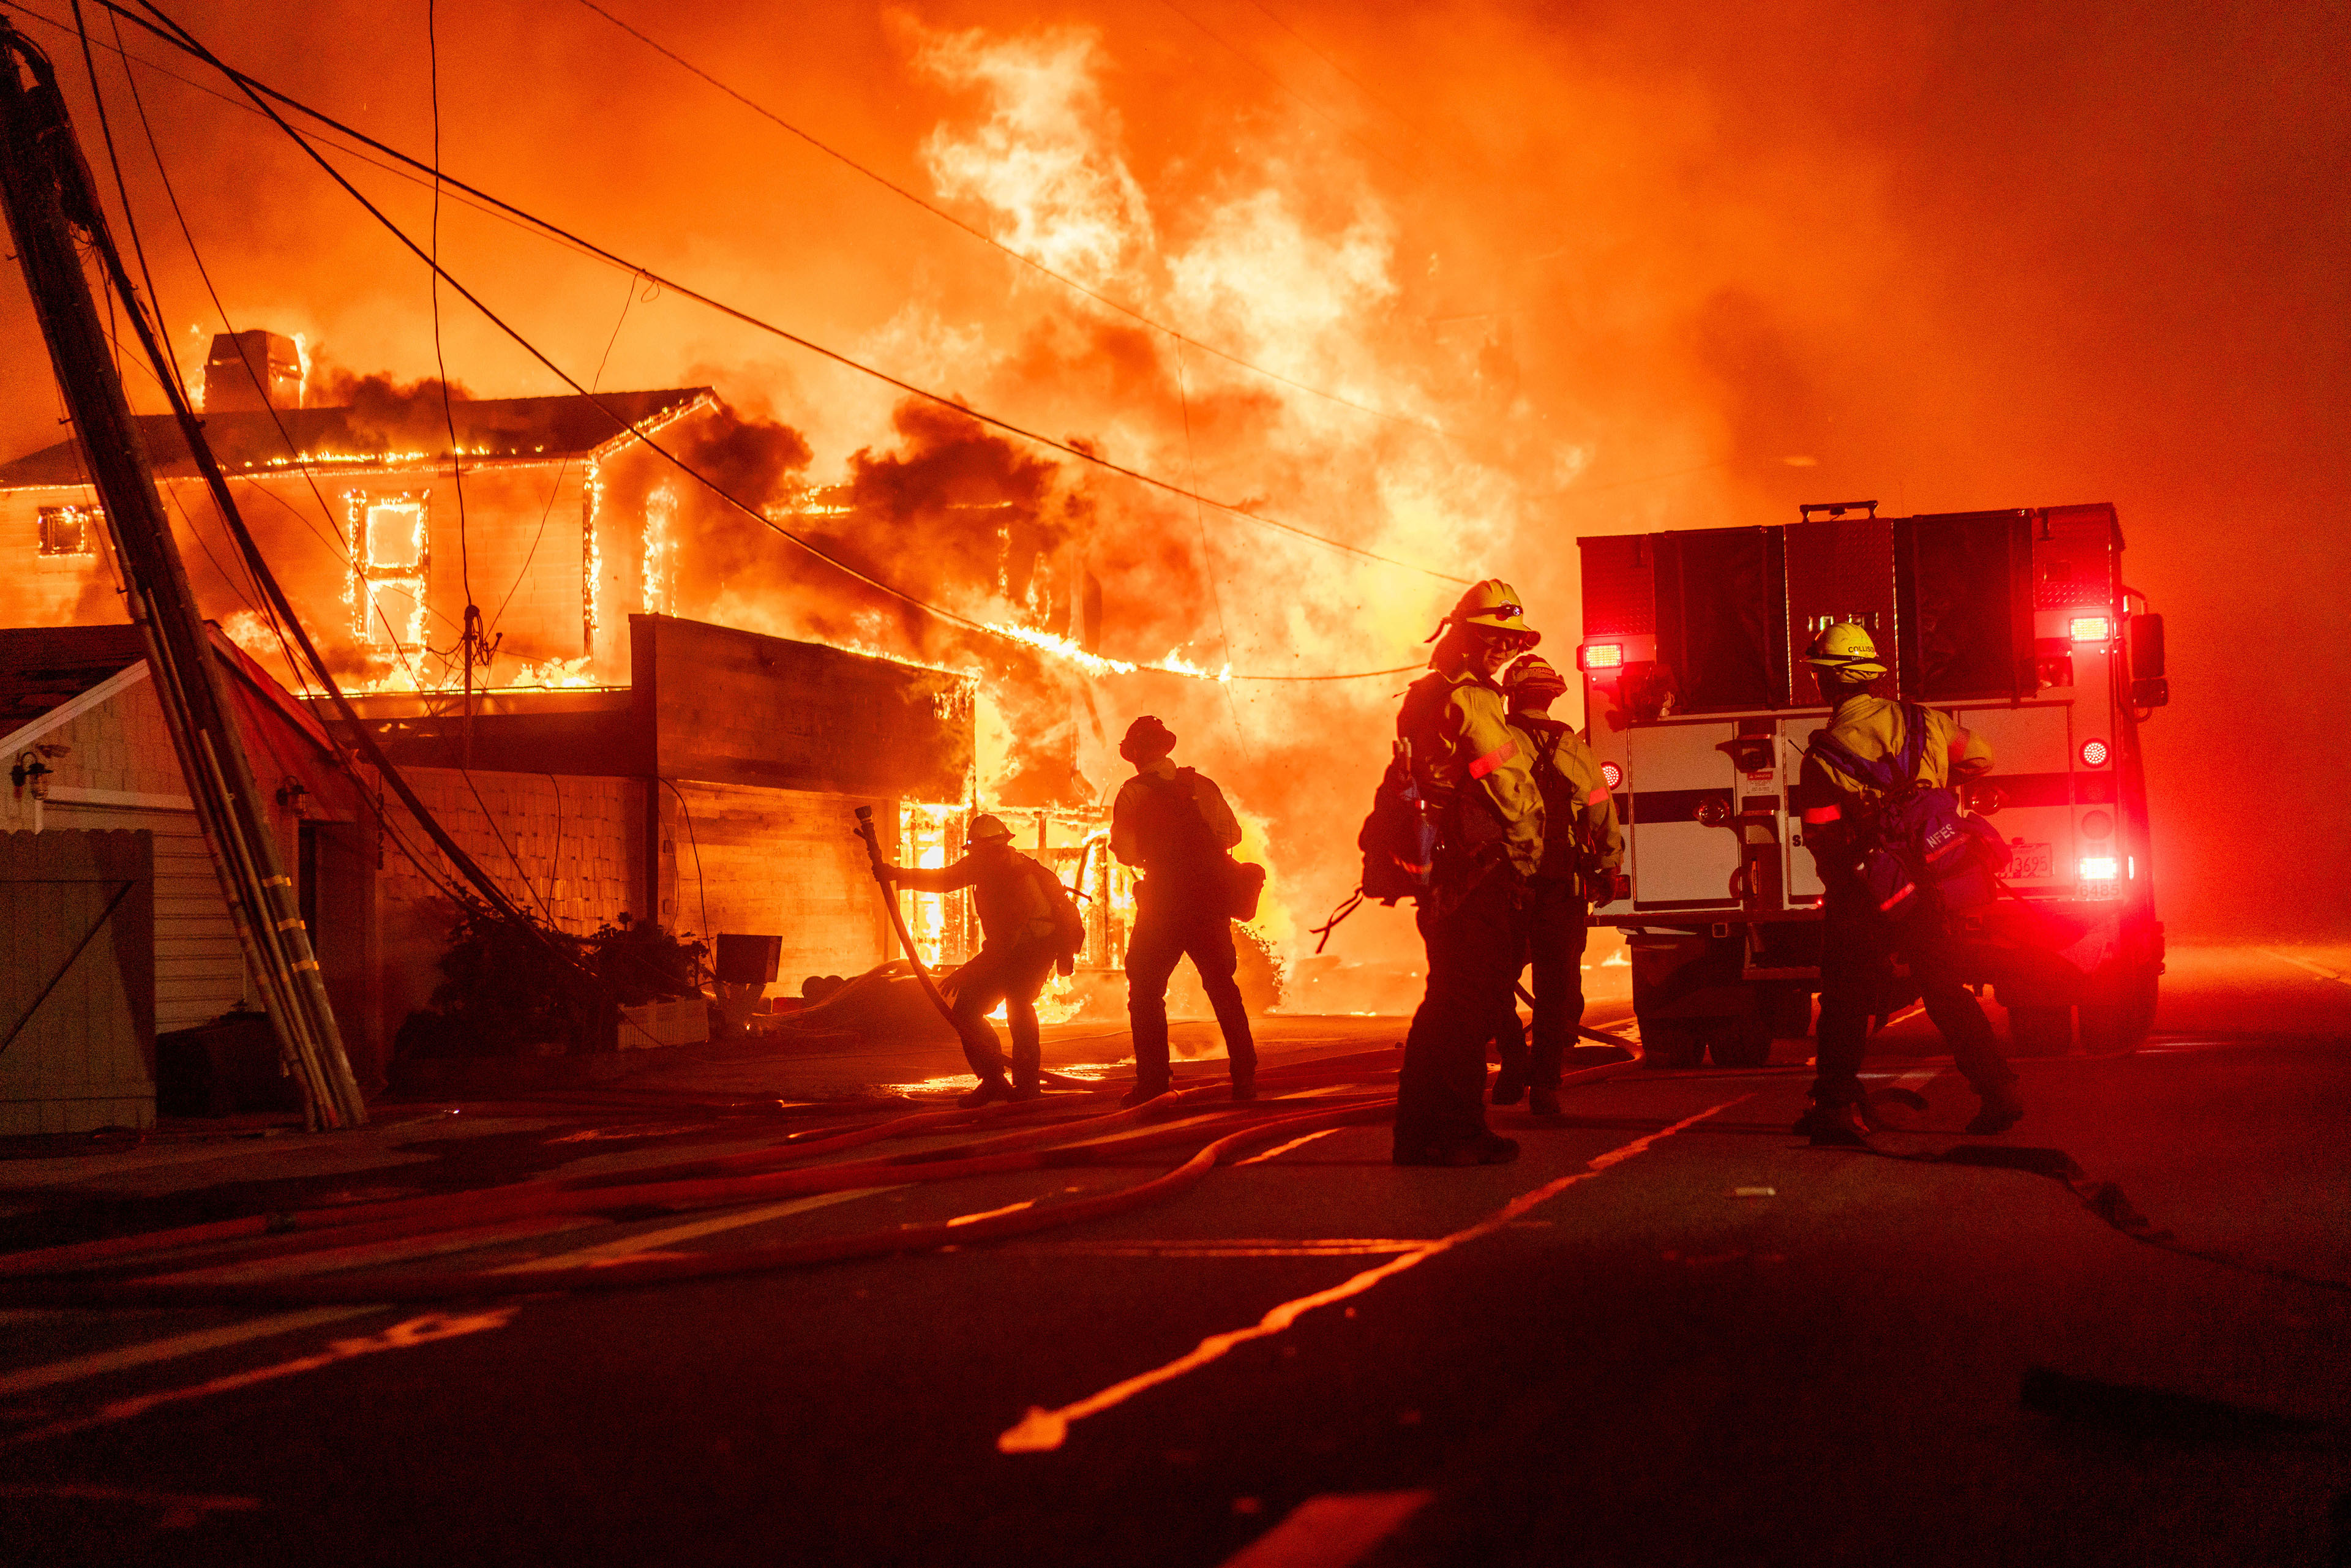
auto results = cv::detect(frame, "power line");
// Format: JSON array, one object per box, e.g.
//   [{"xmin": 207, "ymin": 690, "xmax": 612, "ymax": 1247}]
[
  {"xmin": 11, "ymin": 1, "xmax": 628, "ymax": 275},
  {"xmin": 1239, "ymin": 0, "xmax": 1421, "ymax": 138},
  {"xmin": 86, "ymin": 0, "xmax": 1469, "ymax": 590},
  {"xmin": 1151, "ymin": 0, "xmax": 1404, "ymax": 176},
  {"xmin": 90, "ymin": 2, "xmax": 462, "ymax": 681},
  {"xmin": 86, "ymin": 0, "xmax": 1449, "ymax": 689},
  {"xmin": 426, "ymin": 0, "xmax": 473, "ymax": 613},
  {"xmin": 569, "ymin": 0, "xmax": 1449, "ymax": 441}
]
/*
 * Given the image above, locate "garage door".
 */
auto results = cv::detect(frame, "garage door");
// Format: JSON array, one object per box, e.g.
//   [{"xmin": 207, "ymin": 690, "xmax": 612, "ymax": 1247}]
[{"xmin": 45, "ymin": 803, "xmax": 250, "ymax": 1030}]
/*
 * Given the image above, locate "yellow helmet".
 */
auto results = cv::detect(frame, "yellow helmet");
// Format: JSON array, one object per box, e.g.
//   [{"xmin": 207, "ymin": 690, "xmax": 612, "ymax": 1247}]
[
  {"xmin": 1433, "ymin": 579, "xmax": 1539, "ymax": 647},
  {"xmin": 1802, "ymin": 622, "xmax": 1887, "ymax": 681},
  {"xmin": 967, "ymin": 813, "xmax": 1015, "ymax": 844}
]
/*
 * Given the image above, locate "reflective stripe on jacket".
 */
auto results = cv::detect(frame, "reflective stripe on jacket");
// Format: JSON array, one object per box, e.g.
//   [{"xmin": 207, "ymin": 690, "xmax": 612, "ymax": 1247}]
[
  {"xmin": 1517, "ymin": 714, "xmax": 1623, "ymax": 881},
  {"xmin": 1397, "ymin": 667, "xmax": 1544, "ymax": 877}
]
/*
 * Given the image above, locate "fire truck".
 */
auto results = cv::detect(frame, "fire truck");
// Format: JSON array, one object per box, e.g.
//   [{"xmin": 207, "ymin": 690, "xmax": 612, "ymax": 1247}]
[{"xmin": 1576, "ymin": 501, "xmax": 2167, "ymax": 1067}]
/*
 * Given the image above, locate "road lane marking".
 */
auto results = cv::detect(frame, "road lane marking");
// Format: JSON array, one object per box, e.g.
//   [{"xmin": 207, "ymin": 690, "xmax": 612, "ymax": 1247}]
[
  {"xmin": 146, "ymin": 1217, "xmax": 602, "ymax": 1286},
  {"xmin": 493, "ymin": 1186, "xmax": 904, "ymax": 1274},
  {"xmin": 1, "ymin": 1310, "xmax": 516, "ymax": 1450},
  {"xmin": 2260, "ymin": 948, "xmax": 2351, "ymax": 988},
  {"xmin": 947, "ymin": 1199, "xmax": 1037, "ymax": 1227},
  {"xmin": 1009, "ymin": 1240, "xmax": 1433, "ymax": 1258},
  {"xmin": 997, "ymin": 1095, "xmax": 1749, "ymax": 1453},
  {"xmin": 1236, "ymin": 1130, "xmax": 1341, "ymax": 1166},
  {"xmin": 1220, "ymin": 1490, "xmax": 1433, "ymax": 1567},
  {"xmin": 0, "ymin": 1307, "xmax": 379, "ymax": 1398}
]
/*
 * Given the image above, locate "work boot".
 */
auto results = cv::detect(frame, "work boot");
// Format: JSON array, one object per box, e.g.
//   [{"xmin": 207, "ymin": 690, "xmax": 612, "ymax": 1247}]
[
  {"xmin": 958, "ymin": 1078, "xmax": 1011, "ymax": 1109},
  {"xmin": 1794, "ymin": 1101, "xmax": 1872, "ymax": 1148},
  {"xmin": 1528, "ymin": 1084, "xmax": 1562, "ymax": 1117},
  {"xmin": 1119, "ymin": 1084, "xmax": 1169, "ymax": 1109},
  {"xmin": 1008, "ymin": 1079, "xmax": 1044, "ymax": 1104},
  {"xmin": 1490, "ymin": 1066, "xmax": 1527, "ymax": 1106},
  {"xmin": 1230, "ymin": 1073, "xmax": 1257, "ymax": 1102},
  {"xmin": 1964, "ymin": 1084, "xmax": 2025, "ymax": 1135}
]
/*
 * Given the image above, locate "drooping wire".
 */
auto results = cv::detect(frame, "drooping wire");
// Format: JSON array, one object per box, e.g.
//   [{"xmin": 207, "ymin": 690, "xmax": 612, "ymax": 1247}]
[
  {"xmin": 97, "ymin": 0, "xmax": 1471, "ymax": 593},
  {"xmin": 126, "ymin": 0, "xmax": 1450, "ymax": 685},
  {"xmin": 99, "ymin": 3, "xmax": 465, "ymax": 677},
  {"xmin": 657, "ymin": 778, "xmax": 710, "ymax": 940},
  {"xmin": 569, "ymin": 0, "xmax": 1450, "ymax": 442},
  {"xmin": 426, "ymin": 0, "xmax": 476, "ymax": 623},
  {"xmin": 1150, "ymin": 0, "xmax": 1406, "ymax": 178},
  {"xmin": 1171, "ymin": 337, "xmax": 1253, "ymax": 762},
  {"xmin": 489, "ymin": 268, "xmax": 637, "ymax": 639}
]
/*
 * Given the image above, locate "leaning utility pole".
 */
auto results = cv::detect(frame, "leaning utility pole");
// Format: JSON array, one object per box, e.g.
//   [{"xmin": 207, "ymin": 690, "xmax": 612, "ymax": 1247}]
[{"xmin": 0, "ymin": 23, "xmax": 366, "ymax": 1128}]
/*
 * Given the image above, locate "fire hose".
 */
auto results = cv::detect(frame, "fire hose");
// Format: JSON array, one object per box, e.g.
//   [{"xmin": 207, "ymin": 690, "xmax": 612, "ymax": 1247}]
[
  {"xmin": 1512, "ymin": 981, "xmax": 1641, "ymax": 1052},
  {"xmin": 851, "ymin": 804, "xmax": 964, "ymax": 1035},
  {"xmin": 0, "ymin": 1052, "xmax": 1473, "ymax": 1309}
]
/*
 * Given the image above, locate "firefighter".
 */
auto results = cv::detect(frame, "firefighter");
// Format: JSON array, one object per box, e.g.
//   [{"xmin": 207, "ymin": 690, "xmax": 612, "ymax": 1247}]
[
  {"xmin": 1109, "ymin": 716, "xmax": 1258, "ymax": 1104},
  {"xmin": 1488, "ymin": 653, "xmax": 1623, "ymax": 1116},
  {"xmin": 1794, "ymin": 623, "xmax": 2024, "ymax": 1144},
  {"xmin": 1393, "ymin": 580, "xmax": 1546, "ymax": 1166},
  {"xmin": 881, "ymin": 813, "xmax": 1062, "ymax": 1108}
]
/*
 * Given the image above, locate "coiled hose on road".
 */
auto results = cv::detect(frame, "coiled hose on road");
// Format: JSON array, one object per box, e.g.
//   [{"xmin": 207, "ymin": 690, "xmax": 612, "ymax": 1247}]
[{"xmin": 0, "ymin": 1052, "xmax": 1433, "ymax": 1310}]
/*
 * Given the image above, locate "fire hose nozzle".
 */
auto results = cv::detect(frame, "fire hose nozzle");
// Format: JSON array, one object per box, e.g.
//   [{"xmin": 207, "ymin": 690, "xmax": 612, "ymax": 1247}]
[{"xmin": 853, "ymin": 806, "xmax": 874, "ymax": 823}]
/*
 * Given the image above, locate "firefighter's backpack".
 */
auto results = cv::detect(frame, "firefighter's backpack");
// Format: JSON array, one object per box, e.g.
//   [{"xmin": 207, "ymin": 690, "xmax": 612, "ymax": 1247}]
[
  {"xmin": 1130, "ymin": 770, "xmax": 1266, "ymax": 921},
  {"xmin": 1019, "ymin": 855, "xmax": 1090, "ymax": 975},
  {"xmin": 1806, "ymin": 705, "xmax": 2011, "ymax": 917},
  {"xmin": 1358, "ymin": 741, "xmax": 1442, "ymax": 905}
]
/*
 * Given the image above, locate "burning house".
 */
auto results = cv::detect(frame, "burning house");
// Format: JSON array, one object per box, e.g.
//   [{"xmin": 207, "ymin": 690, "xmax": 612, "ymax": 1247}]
[
  {"xmin": 0, "ymin": 329, "xmax": 725, "ymax": 688},
  {"xmin": 1, "ymin": 326, "xmax": 1281, "ymax": 1070}
]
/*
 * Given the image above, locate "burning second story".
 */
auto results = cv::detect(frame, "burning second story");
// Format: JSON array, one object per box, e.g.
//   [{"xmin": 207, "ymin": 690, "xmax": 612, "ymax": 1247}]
[{"xmin": 0, "ymin": 330, "xmax": 724, "ymax": 690}]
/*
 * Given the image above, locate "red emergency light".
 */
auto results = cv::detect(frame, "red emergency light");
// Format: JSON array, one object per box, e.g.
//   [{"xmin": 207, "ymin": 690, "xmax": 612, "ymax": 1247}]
[
  {"xmin": 1599, "ymin": 761, "xmax": 1623, "ymax": 790},
  {"xmin": 1579, "ymin": 643, "xmax": 1624, "ymax": 671},
  {"xmin": 2069, "ymin": 615, "xmax": 2115, "ymax": 643},
  {"xmin": 2079, "ymin": 738, "xmax": 2110, "ymax": 768},
  {"xmin": 2079, "ymin": 855, "xmax": 2120, "ymax": 882}
]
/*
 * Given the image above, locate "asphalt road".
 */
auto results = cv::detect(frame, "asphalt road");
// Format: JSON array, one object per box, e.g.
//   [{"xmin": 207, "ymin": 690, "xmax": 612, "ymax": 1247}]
[{"xmin": 2, "ymin": 943, "xmax": 2347, "ymax": 1567}]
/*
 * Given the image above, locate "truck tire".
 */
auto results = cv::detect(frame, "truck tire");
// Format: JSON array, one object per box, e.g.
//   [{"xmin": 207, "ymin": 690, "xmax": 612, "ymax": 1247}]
[
  {"xmin": 2007, "ymin": 1005, "xmax": 2072, "ymax": 1057},
  {"xmin": 1707, "ymin": 1015, "xmax": 1774, "ymax": 1069},
  {"xmin": 1637, "ymin": 1019, "xmax": 1704, "ymax": 1070},
  {"xmin": 2079, "ymin": 967, "xmax": 2159, "ymax": 1054}
]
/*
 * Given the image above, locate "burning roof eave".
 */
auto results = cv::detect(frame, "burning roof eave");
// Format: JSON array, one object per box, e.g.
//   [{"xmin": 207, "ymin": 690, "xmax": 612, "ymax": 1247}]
[{"xmin": 0, "ymin": 387, "xmax": 723, "ymax": 491}]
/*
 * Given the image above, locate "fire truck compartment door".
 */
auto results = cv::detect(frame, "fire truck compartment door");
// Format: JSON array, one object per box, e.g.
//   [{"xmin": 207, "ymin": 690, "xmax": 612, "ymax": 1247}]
[
  {"xmin": 1948, "ymin": 700, "xmax": 2075, "ymax": 893},
  {"xmin": 1780, "ymin": 717, "xmax": 1826, "ymax": 902},
  {"xmin": 1627, "ymin": 721, "xmax": 1739, "ymax": 909}
]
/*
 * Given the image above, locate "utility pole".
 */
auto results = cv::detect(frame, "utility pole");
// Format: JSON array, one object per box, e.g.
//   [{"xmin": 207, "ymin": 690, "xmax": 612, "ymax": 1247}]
[{"xmin": 0, "ymin": 23, "xmax": 367, "ymax": 1128}]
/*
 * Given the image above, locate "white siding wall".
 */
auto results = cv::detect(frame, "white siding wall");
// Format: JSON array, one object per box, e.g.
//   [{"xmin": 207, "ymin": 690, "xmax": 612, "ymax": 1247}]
[{"xmin": 43, "ymin": 803, "xmax": 246, "ymax": 1029}]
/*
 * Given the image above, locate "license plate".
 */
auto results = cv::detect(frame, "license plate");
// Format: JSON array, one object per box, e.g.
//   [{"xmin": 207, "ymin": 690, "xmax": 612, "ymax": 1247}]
[{"xmin": 2009, "ymin": 841, "xmax": 2054, "ymax": 879}]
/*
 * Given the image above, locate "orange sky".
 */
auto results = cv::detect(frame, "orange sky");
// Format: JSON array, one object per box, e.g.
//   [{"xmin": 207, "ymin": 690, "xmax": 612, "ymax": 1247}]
[{"xmin": 3, "ymin": 0, "xmax": 2344, "ymax": 942}]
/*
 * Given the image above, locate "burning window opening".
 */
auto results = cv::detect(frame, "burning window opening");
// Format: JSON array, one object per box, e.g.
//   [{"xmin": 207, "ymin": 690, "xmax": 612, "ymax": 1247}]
[
  {"xmin": 35, "ymin": 503, "xmax": 98, "ymax": 557},
  {"xmin": 898, "ymin": 801, "xmax": 1141, "ymax": 980},
  {"xmin": 345, "ymin": 490, "xmax": 431, "ymax": 650}
]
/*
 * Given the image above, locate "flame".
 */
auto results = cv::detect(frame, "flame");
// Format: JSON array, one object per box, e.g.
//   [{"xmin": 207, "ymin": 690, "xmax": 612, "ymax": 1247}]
[{"xmin": 912, "ymin": 24, "xmax": 1153, "ymax": 288}]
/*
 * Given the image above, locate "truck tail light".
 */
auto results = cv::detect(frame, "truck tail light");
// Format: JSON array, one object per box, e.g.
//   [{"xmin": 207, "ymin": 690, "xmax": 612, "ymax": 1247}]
[
  {"xmin": 1599, "ymin": 761, "xmax": 1623, "ymax": 789},
  {"xmin": 2079, "ymin": 856, "xmax": 2119, "ymax": 882},
  {"xmin": 2069, "ymin": 616, "xmax": 2115, "ymax": 643},
  {"xmin": 1579, "ymin": 643, "xmax": 1624, "ymax": 670},
  {"xmin": 2080, "ymin": 738, "xmax": 2110, "ymax": 767}
]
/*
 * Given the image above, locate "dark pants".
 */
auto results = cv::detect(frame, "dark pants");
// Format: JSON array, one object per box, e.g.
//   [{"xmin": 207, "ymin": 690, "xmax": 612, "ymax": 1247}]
[
  {"xmin": 1398, "ymin": 868, "xmax": 1522, "ymax": 1154},
  {"xmin": 1494, "ymin": 876, "xmax": 1590, "ymax": 1089},
  {"xmin": 1127, "ymin": 887, "xmax": 1256, "ymax": 1091},
  {"xmin": 948, "ymin": 939, "xmax": 1057, "ymax": 1089},
  {"xmin": 1813, "ymin": 890, "xmax": 2015, "ymax": 1107}
]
